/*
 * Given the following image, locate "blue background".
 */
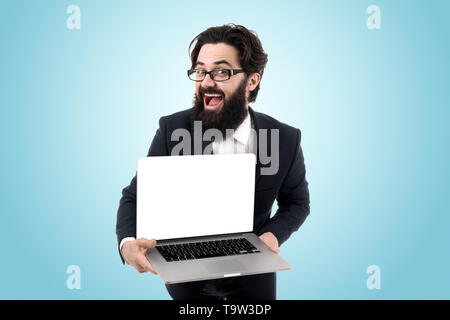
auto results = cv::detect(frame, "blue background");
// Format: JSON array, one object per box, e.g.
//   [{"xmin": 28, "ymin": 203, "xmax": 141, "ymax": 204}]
[{"xmin": 0, "ymin": 0, "xmax": 449, "ymax": 299}]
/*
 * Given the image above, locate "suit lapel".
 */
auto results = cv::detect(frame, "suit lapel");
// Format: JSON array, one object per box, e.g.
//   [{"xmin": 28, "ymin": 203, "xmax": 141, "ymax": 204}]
[{"xmin": 249, "ymin": 106, "xmax": 265, "ymax": 187}]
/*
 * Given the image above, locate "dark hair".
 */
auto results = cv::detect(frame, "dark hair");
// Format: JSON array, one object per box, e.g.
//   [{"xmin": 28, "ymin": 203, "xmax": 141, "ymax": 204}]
[{"xmin": 189, "ymin": 24, "xmax": 268, "ymax": 103}]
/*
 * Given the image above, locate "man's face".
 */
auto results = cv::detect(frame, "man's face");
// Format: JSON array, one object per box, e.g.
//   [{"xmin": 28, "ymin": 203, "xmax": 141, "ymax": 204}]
[
  {"xmin": 191, "ymin": 43, "xmax": 251, "ymax": 136},
  {"xmin": 194, "ymin": 43, "xmax": 248, "ymax": 113}
]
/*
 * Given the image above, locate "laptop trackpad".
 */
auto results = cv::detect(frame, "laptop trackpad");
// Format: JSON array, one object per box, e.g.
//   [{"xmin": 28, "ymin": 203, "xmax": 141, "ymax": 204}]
[{"xmin": 203, "ymin": 260, "xmax": 247, "ymax": 274}]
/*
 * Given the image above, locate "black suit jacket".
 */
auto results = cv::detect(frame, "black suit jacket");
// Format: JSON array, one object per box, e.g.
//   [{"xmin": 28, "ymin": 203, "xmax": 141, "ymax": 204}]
[{"xmin": 116, "ymin": 106, "xmax": 310, "ymax": 262}]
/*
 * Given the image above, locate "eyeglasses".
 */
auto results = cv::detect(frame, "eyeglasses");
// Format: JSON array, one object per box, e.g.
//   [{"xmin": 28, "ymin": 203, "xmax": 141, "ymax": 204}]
[{"xmin": 187, "ymin": 69, "xmax": 245, "ymax": 82}]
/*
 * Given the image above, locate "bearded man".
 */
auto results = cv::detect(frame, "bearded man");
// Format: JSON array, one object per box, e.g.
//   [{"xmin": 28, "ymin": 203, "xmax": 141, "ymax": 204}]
[{"xmin": 116, "ymin": 24, "xmax": 310, "ymax": 300}]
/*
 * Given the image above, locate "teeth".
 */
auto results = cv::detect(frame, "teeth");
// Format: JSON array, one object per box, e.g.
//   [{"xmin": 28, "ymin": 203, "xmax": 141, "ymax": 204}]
[{"xmin": 204, "ymin": 93, "xmax": 222, "ymax": 97}]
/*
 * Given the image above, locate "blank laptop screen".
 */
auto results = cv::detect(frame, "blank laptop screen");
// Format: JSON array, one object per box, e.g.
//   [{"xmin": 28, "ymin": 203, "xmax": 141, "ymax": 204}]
[{"xmin": 136, "ymin": 153, "xmax": 256, "ymax": 240}]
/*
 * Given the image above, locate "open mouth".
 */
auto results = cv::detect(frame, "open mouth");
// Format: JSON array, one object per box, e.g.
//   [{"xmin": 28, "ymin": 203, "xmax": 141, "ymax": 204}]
[{"xmin": 203, "ymin": 93, "xmax": 224, "ymax": 110}]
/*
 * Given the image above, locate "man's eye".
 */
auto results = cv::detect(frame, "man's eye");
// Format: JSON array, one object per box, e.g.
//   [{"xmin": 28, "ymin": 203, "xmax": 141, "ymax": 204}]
[
  {"xmin": 196, "ymin": 70, "xmax": 206, "ymax": 75},
  {"xmin": 215, "ymin": 70, "xmax": 227, "ymax": 75}
]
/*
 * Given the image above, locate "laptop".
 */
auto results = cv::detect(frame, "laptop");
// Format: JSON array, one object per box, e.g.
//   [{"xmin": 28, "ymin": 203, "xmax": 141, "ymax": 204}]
[{"xmin": 137, "ymin": 153, "xmax": 291, "ymax": 284}]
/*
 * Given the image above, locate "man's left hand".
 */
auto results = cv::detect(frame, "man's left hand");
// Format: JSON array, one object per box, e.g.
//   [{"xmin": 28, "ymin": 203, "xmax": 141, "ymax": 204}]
[{"xmin": 259, "ymin": 232, "xmax": 280, "ymax": 253}]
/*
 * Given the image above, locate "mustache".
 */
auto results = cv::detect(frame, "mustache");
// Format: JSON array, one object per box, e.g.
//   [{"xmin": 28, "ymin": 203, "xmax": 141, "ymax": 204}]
[{"xmin": 198, "ymin": 87, "xmax": 225, "ymax": 96}]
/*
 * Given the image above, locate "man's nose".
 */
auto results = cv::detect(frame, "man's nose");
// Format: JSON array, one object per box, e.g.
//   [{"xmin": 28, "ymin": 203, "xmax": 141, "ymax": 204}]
[{"xmin": 201, "ymin": 73, "xmax": 216, "ymax": 87}]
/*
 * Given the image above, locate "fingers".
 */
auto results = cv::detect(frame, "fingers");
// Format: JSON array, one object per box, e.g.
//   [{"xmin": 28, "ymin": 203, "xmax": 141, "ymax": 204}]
[
  {"xmin": 265, "ymin": 241, "xmax": 280, "ymax": 253},
  {"xmin": 136, "ymin": 256, "xmax": 157, "ymax": 275},
  {"xmin": 135, "ymin": 264, "xmax": 145, "ymax": 274},
  {"xmin": 137, "ymin": 238, "xmax": 157, "ymax": 249},
  {"xmin": 259, "ymin": 233, "xmax": 280, "ymax": 253},
  {"xmin": 123, "ymin": 238, "xmax": 158, "ymax": 275}
]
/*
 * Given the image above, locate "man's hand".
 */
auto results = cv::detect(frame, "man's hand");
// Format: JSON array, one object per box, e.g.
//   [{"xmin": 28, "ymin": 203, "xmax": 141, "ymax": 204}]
[
  {"xmin": 259, "ymin": 232, "xmax": 280, "ymax": 253},
  {"xmin": 121, "ymin": 238, "xmax": 158, "ymax": 274}
]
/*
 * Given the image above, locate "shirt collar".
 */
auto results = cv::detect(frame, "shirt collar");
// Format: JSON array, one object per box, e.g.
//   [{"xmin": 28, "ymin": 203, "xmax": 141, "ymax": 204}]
[{"xmin": 232, "ymin": 111, "xmax": 251, "ymax": 145}]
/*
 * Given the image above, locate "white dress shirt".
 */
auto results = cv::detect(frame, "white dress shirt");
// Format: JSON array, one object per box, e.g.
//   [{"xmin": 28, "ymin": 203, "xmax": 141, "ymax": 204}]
[
  {"xmin": 120, "ymin": 111, "xmax": 254, "ymax": 255},
  {"xmin": 212, "ymin": 111, "xmax": 253, "ymax": 155}
]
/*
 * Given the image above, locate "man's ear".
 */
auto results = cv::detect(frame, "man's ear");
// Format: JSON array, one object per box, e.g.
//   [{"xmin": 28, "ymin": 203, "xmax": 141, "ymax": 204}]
[{"xmin": 247, "ymin": 72, "xmax": 261, "ymax": 94}]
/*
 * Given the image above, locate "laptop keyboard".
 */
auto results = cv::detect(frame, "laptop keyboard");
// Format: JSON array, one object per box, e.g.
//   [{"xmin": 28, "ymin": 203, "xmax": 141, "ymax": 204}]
[{"xmin": 156, "ymin": 238, "xmax": 261, "ymax": 262}]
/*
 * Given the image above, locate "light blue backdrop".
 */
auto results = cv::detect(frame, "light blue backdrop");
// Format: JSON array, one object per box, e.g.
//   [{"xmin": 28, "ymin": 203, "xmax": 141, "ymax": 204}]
[{"xmin": 0, "ymin": 0, "xmax": 449, "ymax": 299}]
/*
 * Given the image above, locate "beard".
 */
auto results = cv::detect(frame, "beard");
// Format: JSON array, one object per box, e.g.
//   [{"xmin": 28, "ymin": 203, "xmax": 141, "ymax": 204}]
[{"xmin": 190, "ymin": 77, "xmax": 249, "ymax": 139}]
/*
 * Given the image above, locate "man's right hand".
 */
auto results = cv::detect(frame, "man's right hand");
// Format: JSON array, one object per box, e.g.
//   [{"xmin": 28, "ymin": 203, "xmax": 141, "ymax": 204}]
[{"xmin": 121, "ymin": 238, "xmax": 158, "ymax": 275}]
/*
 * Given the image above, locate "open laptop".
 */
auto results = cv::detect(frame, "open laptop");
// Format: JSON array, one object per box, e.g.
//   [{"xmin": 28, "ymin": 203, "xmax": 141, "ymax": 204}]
[{"xmin": 137, "ymin": 153, "xmax": 291, "ymax": 284}]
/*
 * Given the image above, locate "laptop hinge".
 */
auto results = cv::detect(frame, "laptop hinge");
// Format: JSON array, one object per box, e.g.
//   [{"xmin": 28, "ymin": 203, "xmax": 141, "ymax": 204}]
[{"xmin": 155, "ymin": 231, "xmax": 253, "ymax": 245}]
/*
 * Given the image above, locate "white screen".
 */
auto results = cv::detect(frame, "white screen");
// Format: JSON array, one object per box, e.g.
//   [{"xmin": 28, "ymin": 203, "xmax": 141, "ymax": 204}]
[{"xmin": 136, "ymin": 153, "xmax": 256, "ymax": 240}]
